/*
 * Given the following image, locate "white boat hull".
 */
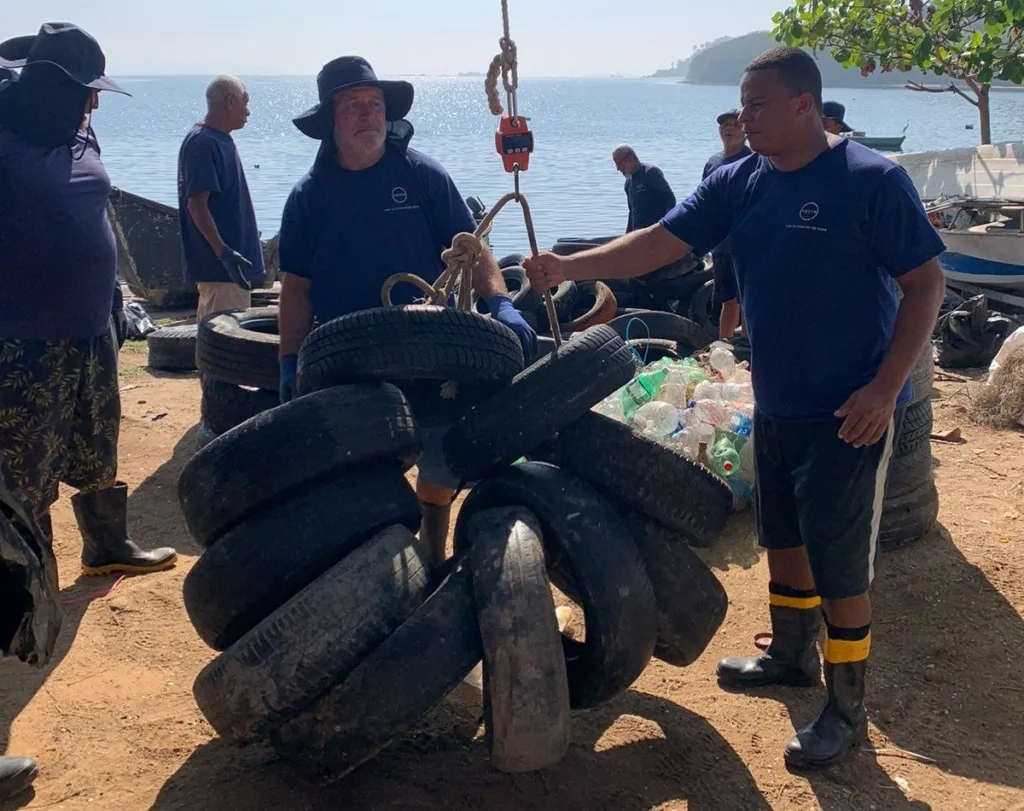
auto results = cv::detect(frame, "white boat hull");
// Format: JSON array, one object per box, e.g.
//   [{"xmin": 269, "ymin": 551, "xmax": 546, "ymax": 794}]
[{"xmin": 938, "ymin": 230, "xmax": 1024, "ymax": 291}]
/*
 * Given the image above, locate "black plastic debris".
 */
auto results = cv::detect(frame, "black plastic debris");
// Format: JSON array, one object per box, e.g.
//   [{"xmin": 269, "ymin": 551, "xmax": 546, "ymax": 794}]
[
  {"xmin": 0, "ymin": 465, "xmax": 62, "ymax": 668},
  {"xmin": 934, "ymin": 294, "xmax": 1020, "ymax": 369}
]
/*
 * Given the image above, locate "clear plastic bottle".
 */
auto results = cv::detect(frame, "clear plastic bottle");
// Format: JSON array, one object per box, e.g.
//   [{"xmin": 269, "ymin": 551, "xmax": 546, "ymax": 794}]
[
  {"xmin": 668, "ymin": 428, "xmax": 701, "ymax": 460},
  {"xmin": 656, "ymin": 382, "xmax": 690, "ymax": 408},
  {"xmin": 710, "ymin": 435, "xmax": 741, "ymax": 477},
  {"xmin": 632, "ymin": 401, "xmax": 681, "ymax": 438},
  {"xmin": 594, "ymin": 392, "xmax": 626, "ymax": 423},
  {"xmin": 739, "ymin": 435, "xmax": 756, "ymax": 480},
  {"xmin": 709, "ymin": 345, "xmax": 737, "ymax": 377},
  {"xmin": 691, "ymin": 398, "xmax": 730, "ymax": 429}
]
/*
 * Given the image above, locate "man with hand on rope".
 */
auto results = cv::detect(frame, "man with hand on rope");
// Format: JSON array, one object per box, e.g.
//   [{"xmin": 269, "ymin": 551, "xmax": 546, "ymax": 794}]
[
  {"xmin": 276, "ymin": 56, "xmax": 536, "ymax": 560},
  {"xmin": 525, "ymin": 46, "xmax": 945, "ymax": 771}
]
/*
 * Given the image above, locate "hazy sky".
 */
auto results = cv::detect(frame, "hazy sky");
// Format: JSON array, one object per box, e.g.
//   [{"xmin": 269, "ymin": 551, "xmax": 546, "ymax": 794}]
[{"xmin": 6, "ymin": 0, "xmax": 786, "ymax": 77}]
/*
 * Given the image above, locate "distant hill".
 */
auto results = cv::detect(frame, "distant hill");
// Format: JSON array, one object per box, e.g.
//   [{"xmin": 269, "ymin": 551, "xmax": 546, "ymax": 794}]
[
  {"xmin": 647, "ymin": 36, "xmax": 735, "ymax": 79},
  {"xmin": 683, "ymin": 31, "xmax": 940, "ymax": 87}
]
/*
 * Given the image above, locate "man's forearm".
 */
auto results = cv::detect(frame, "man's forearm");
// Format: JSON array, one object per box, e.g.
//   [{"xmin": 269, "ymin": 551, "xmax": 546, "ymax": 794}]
[
  {"xmin": 187, "ymin": 197, "xmax": 227, "ymax": 255},
  {"xmin": 874, "ymin": 264, "xmax": 946, "ymax": 395},
  {"xmin": 279, "ymin": 274, "xmax": 315, "ymax": 357},
  {"xmin": 470, "ymin": 249, "xmax": 509, "ymax": 299},
  {"xmin": 563, "ymin": 225, "xmax": 690, "ymax": 282}
]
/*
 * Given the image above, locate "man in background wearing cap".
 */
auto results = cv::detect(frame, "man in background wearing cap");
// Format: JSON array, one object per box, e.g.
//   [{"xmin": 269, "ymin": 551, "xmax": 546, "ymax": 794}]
[
  {"xmin": 702, "ymin": 110, "xmax": 752, "ymax": 340},
  {"xmin": 177, "ymin": 74, "xmax": 265, "ymax": 321},
  {"xmin": 612, "ymin": 144, "xmax": 676, "ymax": 233},
  {"xmin": 276, "ymin": 55, "xmax": 537, "ymax": 561}
]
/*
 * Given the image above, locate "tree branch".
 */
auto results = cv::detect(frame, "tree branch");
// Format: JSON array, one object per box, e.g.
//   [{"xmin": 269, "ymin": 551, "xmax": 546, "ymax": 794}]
[{"xmin": 906, "ymin": 79, "xmax": 979, "ymax": 104}]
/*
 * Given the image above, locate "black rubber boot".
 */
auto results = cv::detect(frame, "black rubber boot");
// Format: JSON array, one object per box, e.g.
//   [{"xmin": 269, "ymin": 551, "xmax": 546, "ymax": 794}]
[
  {"xmin": 717, "ymin": 603, "xmax": 823, "ymax": 688},
  {"xmin": 0, "ymin": 756, "xmax": 38, "ymax": 801},
  {"xmin": 72, "ymin": 483, "xmax": 178, "ymax": 576},
  {"xmin": 418, "ymin": 501, "xmax": 451, "ymax": 564},
  {"xmin": 784, "ymin": 660, "xmax": 868, "ymax": 770}
]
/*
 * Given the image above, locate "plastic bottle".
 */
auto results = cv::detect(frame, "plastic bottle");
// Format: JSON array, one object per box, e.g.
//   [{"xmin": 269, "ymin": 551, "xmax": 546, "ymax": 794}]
[
  {"xmin": 710, "ymin": 435, "xmax": 741, "ymax": 477},
  {"xmin": 668, "ymin": 428, "xmax": 701, "ymax": 460},
  {"xmin": 739, "ymin": 435, "xmax": 756, "ymax": 479},
  {"xmin": 709, "ymin": 345, "xmax": 737, "ymax": 376},
  {"xmin": 620, "ymin": 366, "xmax": 669, "ymax": 418},
  {"xmin": 656, "ymin": 382, "xmax": 690, "ymax": 408},
  {"xmin": 729, "ymin": 411, "xmax": 753, "ymax": 438},
  {"xmin": 632, "ymin": 401, "xmax": 681, "ymax": 438},
  {"xmin": 594, "ymin": 393, "xmax": 626, "ymax": 423},
  {"xmin": 691, "ymin": 398, "xmax": 730, "ymax": 429}
]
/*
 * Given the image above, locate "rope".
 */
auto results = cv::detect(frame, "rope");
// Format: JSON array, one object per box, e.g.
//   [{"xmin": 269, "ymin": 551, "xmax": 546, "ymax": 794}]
[
  {"xmin": 485, "ymin": 0, "xmax": 519, "ymax": 117},
  {"xmin": 381, "ymin": 0, "xmax": 563, "ymax": 349}
]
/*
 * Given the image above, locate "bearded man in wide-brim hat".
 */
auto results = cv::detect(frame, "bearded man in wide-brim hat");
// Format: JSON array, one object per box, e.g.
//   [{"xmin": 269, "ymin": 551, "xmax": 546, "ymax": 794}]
[{"xmin": 275, "ymin": 55, "xmax": 538, "ymax": 560}]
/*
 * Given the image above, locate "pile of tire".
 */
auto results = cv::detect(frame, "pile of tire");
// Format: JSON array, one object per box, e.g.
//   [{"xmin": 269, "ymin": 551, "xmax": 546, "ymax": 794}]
[
  {"xmin": 194, "ymin": 307, "xmax": 281, "ymax": 441},
  {"xmin": 878, "ymin": 347, "xmax": 939, "ymax": 550},
  {"xmin": 176, "ymin": 305, "xmax": 730, "ymax": 780}
]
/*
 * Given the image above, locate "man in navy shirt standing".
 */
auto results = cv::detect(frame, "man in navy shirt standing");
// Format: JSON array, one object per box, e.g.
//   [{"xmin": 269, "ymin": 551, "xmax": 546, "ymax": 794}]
[
  {"xmin": 277, "ymin": 56, "xmax": 536, "ymax": 561},
  {"xmin": 177, "ymin": 74, "xmax": 264, "ymax": 321},
  {"xmin": 613, "ymin": 144, "xmax": 676, "ymax": 233},
  {"xmin": 702, "ymin": 109, "xmax": 751, "ymax": 339},
  {"xmin": 526, "ymin": 47, "xmax": 945, "ymax": 770},
  {"xmin": 0, "ymin": 23, "xmax": 179, "ymax": 801}
]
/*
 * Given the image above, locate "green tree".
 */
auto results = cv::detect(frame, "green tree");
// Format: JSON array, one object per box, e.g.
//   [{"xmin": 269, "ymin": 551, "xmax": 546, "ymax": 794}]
[{"xmin": 772, "ymin": 0, "xmax": 1024, "ymax": 144}]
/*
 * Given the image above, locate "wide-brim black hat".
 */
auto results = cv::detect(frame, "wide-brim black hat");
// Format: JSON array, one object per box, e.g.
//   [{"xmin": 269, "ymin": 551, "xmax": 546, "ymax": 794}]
[
  {"xmin": 293, "ymin": 55, "xmax": 413, "ymax": 140},
  {"xmin": 822, "ymin": 101, "xmax": 852, "ymax": 132},
  {"xmin": 0, "ymin": 22, "xmax": 129, "ymax": 95}
]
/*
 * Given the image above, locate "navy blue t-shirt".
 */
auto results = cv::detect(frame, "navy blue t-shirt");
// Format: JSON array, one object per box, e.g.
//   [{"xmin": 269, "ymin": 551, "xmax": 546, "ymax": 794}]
[
  {"xmin": 661, "ymin": 139, "xmax": 945, "ymax": 422},
  {"xmin": 177, "ymin": 124, "xmax": 264, "ymax": 284},
  {"xmin": 0, "ymin": 126, "xmax": 118, "ymax": 340},
  {"xmin": 278, "ymin": 144, "xmax": 477, "ymax": 322},
  {"xmin": 625, "ymin": 164, "xmax": 676, "ymax": 232},
  {"xmin": 702, "ymin": 145, "xmax": 752, "ymax": 257}
]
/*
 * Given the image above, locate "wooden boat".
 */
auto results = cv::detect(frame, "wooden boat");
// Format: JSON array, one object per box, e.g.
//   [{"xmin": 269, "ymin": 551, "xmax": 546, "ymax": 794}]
[
  {"xmin": 925, "ymin": 196, "xmax": 1024, "ymax": 292},
  {"xmin": 107, "ymin": 187, "xmax": 280, "ymax": 310}
]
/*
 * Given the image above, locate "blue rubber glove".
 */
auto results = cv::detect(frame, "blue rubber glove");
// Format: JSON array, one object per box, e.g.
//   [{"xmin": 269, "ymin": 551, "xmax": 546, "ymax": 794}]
[
  {"xmin": 279, "ymin": 355, "xmax": 297, "ymax": 404},
  {"xmin": 489, "ymin": 295, "xmax": 537, "ymax": 362},
  {"xmin": 219, "ymin": 246, "xmax": 254, "ymax": 291}
]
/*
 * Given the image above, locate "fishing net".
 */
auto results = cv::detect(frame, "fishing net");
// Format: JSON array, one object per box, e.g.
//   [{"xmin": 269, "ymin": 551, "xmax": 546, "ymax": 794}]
[{"xmin": 971, "ymin": 344, "xmax": 1024, "ymax": 430}]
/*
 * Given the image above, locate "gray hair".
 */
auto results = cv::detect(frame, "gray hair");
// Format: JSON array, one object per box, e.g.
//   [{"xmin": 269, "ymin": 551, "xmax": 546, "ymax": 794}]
[
  {"xmin": 206, "ymin": 75, "xmax": 247, "ymax": 109},
  {"xmin": 612, "ymin": 144, "xmax": 638, "ymax": 161}
]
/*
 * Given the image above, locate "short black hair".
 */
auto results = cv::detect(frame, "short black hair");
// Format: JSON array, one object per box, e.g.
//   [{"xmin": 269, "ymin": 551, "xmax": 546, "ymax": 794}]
[{"xmin": 745, "ymin": 46, "xmax": 823, "ymax": 110}]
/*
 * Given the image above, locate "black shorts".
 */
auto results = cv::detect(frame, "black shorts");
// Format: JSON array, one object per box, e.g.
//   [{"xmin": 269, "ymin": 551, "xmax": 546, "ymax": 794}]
[
  {"xmin": 0, "ymin": 325, "xmax": 121, "ymax": 518},
  {"xmin": 711, "ymin": 251, "xmax": 737, "ymax": 313},
  {"xmin": 752, "ymin": 407, "xmax": 904, "ymax": 600}
]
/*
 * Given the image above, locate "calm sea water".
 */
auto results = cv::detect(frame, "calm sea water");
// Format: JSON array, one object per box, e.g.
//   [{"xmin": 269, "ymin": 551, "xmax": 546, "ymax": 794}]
[{"xmin": 94, "ymin": 76, "xmax": 1024, "ymax": 255}]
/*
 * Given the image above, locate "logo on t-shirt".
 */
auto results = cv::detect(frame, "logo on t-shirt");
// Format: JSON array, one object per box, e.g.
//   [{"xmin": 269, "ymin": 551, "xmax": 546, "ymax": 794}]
[
  {"xmin": 391, "ymin": 186, "xmax": 408, "ymax": 204},
  {"xmin": 799, "ymin": 202, "xmax": 820, "ymax": 222}
]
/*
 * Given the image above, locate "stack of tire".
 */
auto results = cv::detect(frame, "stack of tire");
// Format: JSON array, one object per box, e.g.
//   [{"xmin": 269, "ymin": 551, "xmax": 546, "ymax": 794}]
[
  {"xmin": 177, "ymin": 304, "xmax": 731, "ymax": 780},
  {"xmin": 878, "ymin": 347, "xmax": 939, "ymax": 550},
  {"xmin": 194, "ymin": 307, "xmax": 282, "ymax": 441}
]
